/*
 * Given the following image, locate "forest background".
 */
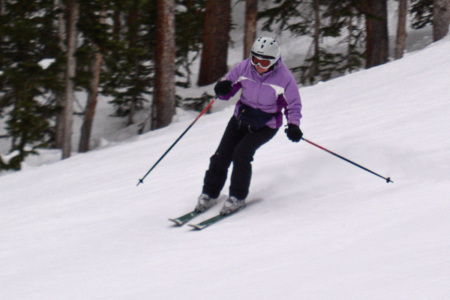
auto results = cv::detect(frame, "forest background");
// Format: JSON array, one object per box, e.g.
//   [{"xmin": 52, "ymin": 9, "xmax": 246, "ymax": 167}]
[{"xmin": 0, "ymin": 0, "xmax": 449, "ymax": 170}]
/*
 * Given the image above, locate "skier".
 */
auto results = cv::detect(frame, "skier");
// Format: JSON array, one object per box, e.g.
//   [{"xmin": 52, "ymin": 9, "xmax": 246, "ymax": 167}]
[{"xmin": 196, "ymin": 36, "xmax": 303, "ymax": 215}]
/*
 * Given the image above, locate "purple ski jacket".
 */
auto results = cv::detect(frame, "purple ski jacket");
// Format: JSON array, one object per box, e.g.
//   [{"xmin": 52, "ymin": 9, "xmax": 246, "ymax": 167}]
[{"xmin": 218, "ymin": 57, "xmax": 302, "ymax": 129}]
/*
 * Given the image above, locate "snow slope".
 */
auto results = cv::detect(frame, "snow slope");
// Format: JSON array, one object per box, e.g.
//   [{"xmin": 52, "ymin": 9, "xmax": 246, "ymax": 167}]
[{"xmin": 1, "ymin": 37, "xmax": 450, "ymax": 299}]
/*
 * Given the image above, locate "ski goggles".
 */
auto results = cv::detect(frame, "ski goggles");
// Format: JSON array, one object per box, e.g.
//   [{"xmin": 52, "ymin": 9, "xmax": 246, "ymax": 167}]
[{"xmin": 250, "ymin": 52, "xmax": 276, "ymax": 68}]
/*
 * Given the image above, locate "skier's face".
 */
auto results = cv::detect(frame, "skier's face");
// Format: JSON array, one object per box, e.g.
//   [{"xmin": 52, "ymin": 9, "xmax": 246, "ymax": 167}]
[{"xmin": 251, "ymin": 53, "xmax": 272, "ymax": 74}]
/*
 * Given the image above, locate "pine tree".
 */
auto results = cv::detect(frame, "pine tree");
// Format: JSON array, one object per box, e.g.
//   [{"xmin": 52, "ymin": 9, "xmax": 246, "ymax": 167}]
[
  {"xmin": 102, "ymin": 0, "xmax": 156, "ymax": 128},
  {"xmin": 103, "ymin": 0, "xmax": 207, "ymax": 132},
  {"xmin": 410, "ymin": 0, "xmax": 433, "ymax": 29},
  {"xmin": 0, "ymin": 0, "xmax": 62, "ymax": 169},
  {"xmin": 175, "ymin": 0, "xmax": 205, "ymax": 88},
  {"xmin": 175, "ymin": 0, "xmax": 214, "ymax": 113}
]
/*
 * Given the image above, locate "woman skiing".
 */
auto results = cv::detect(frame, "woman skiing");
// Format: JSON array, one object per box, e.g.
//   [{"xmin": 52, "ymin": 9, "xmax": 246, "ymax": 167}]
[{"xmin": 196, "ymin": 36, "xmax": 303, "ymax": 215}]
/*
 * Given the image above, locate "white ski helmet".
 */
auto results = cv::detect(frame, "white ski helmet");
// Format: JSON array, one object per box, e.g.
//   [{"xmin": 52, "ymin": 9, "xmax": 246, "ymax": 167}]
[{"xmin": 250, "ymin": 37, "xmax": 281, "ymax": 68}]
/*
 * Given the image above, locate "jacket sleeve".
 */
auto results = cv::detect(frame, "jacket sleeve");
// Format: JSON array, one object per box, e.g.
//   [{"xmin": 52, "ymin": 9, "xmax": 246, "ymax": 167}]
[{"xmin": 283, "ymin": 75, "xmax": 302, "ymax": 126}]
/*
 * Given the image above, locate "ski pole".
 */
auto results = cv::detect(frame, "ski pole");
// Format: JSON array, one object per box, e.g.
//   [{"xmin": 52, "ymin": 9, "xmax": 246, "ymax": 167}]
[
  {"xmin": 301, "ymin": 138, "xmax": 393, "ymax": 183},
  {"xmin": 137, "ymin": 98, "xmax": 216, "ymax": 186}
]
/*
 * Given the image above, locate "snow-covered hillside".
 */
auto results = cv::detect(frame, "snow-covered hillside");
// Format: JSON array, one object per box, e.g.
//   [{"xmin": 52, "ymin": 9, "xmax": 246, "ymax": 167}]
[{"xmin": 1, "ymin": 34, "xmax": 450, "ymax": 299}]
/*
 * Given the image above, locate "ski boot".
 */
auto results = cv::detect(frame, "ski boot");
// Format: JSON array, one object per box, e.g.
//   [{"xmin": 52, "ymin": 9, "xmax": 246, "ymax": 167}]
[
  {"xmin": 220, "ymin": 196, "xmax": 246, "ymax": 215},
  {"xmin": 195, "ymin": 193, "xmax": 217, "ymax": 212}
]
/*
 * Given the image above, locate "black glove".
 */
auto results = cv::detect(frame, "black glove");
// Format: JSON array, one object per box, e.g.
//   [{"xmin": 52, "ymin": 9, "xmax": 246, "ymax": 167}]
[
  {"xmin": 285, "ymin": 124, "xmax": 303, "ymax": 142},
  {"xmin": 214, "ymin": 80, "xmax": 232, "ymax": 96}
]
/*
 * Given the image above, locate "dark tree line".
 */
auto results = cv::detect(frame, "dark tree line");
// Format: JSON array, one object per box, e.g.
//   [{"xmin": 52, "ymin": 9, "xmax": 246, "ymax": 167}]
[
  {"xmin": 0, "ymin": 0, "xmax": 448, "ymax": 170},
  {"xmin": 0, "ymin": 0, "xmax": 206, "ymax": 169}
]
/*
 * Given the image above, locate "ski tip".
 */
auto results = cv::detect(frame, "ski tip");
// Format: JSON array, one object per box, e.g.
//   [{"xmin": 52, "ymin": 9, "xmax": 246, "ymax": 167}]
[
  {"xmin": 168, "ymin": 218, "xmax": 183, "ymax": 226},
  {"xmin": 188, "ymin": 224, "xmax": 205, "ymax": 230}
]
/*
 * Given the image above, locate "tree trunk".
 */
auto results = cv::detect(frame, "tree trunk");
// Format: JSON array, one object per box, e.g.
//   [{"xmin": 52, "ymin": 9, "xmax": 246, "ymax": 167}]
[
  {"xmin": 79, "ymin": 50, "xmax": 102, "ymax": 152},
  {"xmin": 364, "ymin": 0, "xmax": 389, "ymax": 68},
  {"xmin": 394, "ymin": 0, "xmax": 408, "ymax": 59},
  {"xmin": 0, "ymin": 0, "xmax": 3, "ymax": 81},
  {"xmin": 433, "ymin": 0, "xmax": 449, "ymax": 41},
  {"xmin": 113, "ymin": 9, "xmax": 121, "ymax": 42},
  {"xmin": 312, "ymin": 0, "xmax": 320, "ymax": 77},
  {"xmin": 54, "ymin": 0, "xmax": 66, "ymax": 149},
  {"xmin": 244, "ymin": 0, "xmax": 258, "ymax": 59},
  {"xmin": 154, "ymin": 0, "xmax": 176, "ymax": 129},
  {"xmin": 62, "ymin": 0, "xmax": 79, "ymax": 159},
  {"xmin": 127, "ymin": 9, "xmax": 138, "ymax": 126},
  {"xmin": 197, "ymin": 0, "xmax": 231, "ymax": 86},
  {"xmin": 79, "ymin": 11, "xmax": 106, "ymax": 153}
]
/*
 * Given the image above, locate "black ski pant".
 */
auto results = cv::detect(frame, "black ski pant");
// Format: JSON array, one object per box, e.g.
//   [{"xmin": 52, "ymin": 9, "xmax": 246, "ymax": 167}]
[{"xmin": 202, "ymin": 116, "xmax": 278, "ymax": 200}]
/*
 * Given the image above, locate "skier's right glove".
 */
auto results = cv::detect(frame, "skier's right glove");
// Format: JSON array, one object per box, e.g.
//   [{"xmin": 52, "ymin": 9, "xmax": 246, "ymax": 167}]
[
  {"xmin": 214, "ymin": 80, "xmax": 233, "ymax": 96},
  {"xmin": 285, "ymin": 124, "xmax": 303, "ymax": 142}
]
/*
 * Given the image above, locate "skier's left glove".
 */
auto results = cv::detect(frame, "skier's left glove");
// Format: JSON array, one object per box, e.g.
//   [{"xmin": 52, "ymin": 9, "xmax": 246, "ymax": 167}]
[
  {"xmin": 214, "ymin": 80, "xmax": 233, "ymax": 97},
  {"xmin": 285, "ymin": 124, "xmax": 303, "ymax": 142}
]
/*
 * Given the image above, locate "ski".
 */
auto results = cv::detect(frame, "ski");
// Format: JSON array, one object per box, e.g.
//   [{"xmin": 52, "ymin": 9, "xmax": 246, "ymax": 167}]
[
  {"xmin": 171, "ymin": 198, "xmax": 257, "ymax": 229},
  {"xmin": 170, "ymin": 196, "xmax": 226, "ymax": 226},
  {"xmin": 188, "ymin": 199, "xmax": 261, "ymax": 230},
  {"xmin": 188, "ymin": 208, "xmax": 244, "ymax": 230},
  {"xmin": 169, "ymin": 210, "xmax": 201, "ymax": 226},
  {"xmin": 188, "ymin": 214, "xmax": 229, "ymax": 230}
]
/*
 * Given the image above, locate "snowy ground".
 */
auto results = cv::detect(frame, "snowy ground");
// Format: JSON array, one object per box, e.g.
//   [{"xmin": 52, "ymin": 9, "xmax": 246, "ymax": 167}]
[{"xmin": 1, "ymin": 23, "xmax": 449, "ymax": 299}]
